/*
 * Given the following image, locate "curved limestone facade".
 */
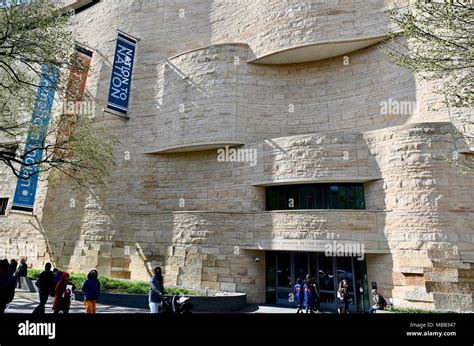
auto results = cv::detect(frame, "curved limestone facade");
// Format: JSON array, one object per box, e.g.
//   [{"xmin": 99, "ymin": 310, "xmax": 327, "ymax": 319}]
[{"xmin": 0, "ymin": 0, "xmax": 472, "ymax": 311}]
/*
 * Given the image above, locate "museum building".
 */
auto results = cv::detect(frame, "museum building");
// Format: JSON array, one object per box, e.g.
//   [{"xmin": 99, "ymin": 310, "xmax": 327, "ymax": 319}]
[{"xmin": 0, "ymin": 0, "xmax": 472, "ymax": 312}]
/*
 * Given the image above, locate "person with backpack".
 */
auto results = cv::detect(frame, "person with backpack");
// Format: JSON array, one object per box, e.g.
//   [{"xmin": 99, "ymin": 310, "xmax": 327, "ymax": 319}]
[
  {"xmin": 82, "ymin": 270, "xmax": 100, "ymax": 314},
  {"xmin": 149, "ymin": 267, "xmax": 165, "ymax": 313},
  {"xmin": 368, "ymin": 288, "xmax": 387, "ymax": 313},
  {"xmin": 293, "ymin": 278, "xmax": 304, "ymax": 313},
  {"xmin": 0, "ymin": 259, "xmax": 16, "ymax": 313},
  {"xmin": 32, "ymin": 263, "xmax": 55, "ymax": 314},
  {"xmin": 305, "ymin": 274, "xmax": 321, "ymax": 313},
  {"xmin": 52, "ymin": 272, "xmax": 75, "ymax": 314}
]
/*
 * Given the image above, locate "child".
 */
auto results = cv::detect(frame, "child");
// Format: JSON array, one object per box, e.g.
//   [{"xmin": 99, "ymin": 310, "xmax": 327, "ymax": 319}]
[
  {"xmin": 82, "ymin": 270, "xmax": 101, "ymax": 314},
  {"xmin": 294, "ymin": 278, "xmax": 304, "ymax": 313}
]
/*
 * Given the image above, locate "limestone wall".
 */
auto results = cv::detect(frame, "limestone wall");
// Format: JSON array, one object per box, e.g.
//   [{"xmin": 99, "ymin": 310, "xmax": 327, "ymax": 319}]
[
  {"xmin": 39, "ymin": 207, "xmax": 386, "ymax": 302},
  {"xmin": 144, "ymin": 40, "xmax": 418, "ymax": 153},
  {"xmin": 210, "ymin": 0, "xmax": 405, "ymax": 59},
  {"xmin": 365, "ymin": 122, "xmax": 474, "ymax": 311},
  {"xmin": 256, "ymin": 132, "xmax": 380, "ymax": 183}
]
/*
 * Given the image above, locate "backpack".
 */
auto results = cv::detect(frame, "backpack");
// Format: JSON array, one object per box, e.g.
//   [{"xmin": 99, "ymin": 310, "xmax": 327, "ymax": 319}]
[{"xmin": 35, "ymin": 274, "xmax": 43, "ymax": 289}]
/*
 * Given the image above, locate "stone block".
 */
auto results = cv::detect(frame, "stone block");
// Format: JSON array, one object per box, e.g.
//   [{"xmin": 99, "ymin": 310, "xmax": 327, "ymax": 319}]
[
  {"xmin": 220, "ymin": 282, "xmax": 236, "ymax": 292},
  {"xmin": 111, "ymin": 247, "xmax": 124, "ymax": 257},
  {"xmin": 110, "ymin": 271, "xmax": 131, "ymax": 280},
  {"xmin": 62, "ymin": 246, "xmax": 74, "ymax": 256},
  {"xmin": 201, "ymin": 281, "xmax": 220, "ymax": 290}
]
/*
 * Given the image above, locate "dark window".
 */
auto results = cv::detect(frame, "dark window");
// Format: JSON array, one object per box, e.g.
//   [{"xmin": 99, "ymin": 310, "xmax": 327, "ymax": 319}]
[
  {"xmin": 267, "ymin": 188, "xmax": 280, "ymax": 211},
  {"xmin": 266, "ymin": 183, "xmax": 365, "ymax": 211},
  {"xmin": 74, "ymin": 0, "xmax": 100, "ymax": 14},
  {"xmin": 0, "ymin": 198, "xmax": 8, "ymax": 215}
]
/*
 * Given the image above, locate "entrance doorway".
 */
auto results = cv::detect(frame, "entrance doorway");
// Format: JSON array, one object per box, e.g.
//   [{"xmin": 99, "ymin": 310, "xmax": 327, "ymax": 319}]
[{"xmin": 265, "ymin": 252, "xmax": 369, "ymax": 312}]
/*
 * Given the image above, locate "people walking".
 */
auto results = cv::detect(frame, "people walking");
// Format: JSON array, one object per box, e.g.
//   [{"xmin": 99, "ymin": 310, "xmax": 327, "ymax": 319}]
[
  {"xmin": 338, "ymin": 279, "xmax": 349, "ymax": 314},
  {"xmin": 52, "ymin": 272, "xmax": 75, "ymax": 314},
  {"xmin": 0, "ymin": 259, "xmax": 16, "ymax": 313},
  {"xmin": 303, "ymin": 278, "xmax": 316, "ymax": 313},
  {"xmin": 304, "ymin": 274, "xmax": 321, "ymax": 313},
  {"xmin": 15, "ymin": 258, "xmax": 27, "ymax": 289},
  {"xmin": 149, "ymin": 267, "xmax": 165, "ymax": 313},
  {"xmin": 368, "ymin": 288, "xmax": 387, "ymax": 313},
  {"xmin": 82, "ymin": 270, "xmax": 100, "ymax": 314},
  {"xmin": 32, "ymin": 263, "xmax": 55, "ymax": 314},
  {"xmin": 294, "ymin": 278, "xmax": 304, "ymax": 313}
]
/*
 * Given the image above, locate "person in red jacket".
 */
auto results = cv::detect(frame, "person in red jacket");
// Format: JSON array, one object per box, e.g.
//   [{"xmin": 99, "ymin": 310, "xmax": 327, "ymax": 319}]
[{"xmin": 52, "ymin": 272, "xmax": 75, "ymax": 314}]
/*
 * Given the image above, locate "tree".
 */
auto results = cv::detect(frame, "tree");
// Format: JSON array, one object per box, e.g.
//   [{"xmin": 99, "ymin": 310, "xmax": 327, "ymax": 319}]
[
  {"xmin": 0, "ymin": 0, "xmax": 117, "ymax": 187},
  {"xmin": 388, "ymin": 0, "xmax": 473, "ymax": 107},
  {"xmin": 387, "ymin": 0, "xmax": 473, "ymax": 173}
]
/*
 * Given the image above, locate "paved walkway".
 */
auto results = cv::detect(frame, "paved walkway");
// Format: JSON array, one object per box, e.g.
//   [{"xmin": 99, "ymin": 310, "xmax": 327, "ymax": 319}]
[
  {"xmin": 7, "ymin": 289, "xmax": 343, "ymax": 314},
  {"xmin": 240, "ymin": 304, "xmax": 328, "ymax": 313},
  {"xmin": 6, "ymin": 290, "xmax": 148, "ymax": 314}
]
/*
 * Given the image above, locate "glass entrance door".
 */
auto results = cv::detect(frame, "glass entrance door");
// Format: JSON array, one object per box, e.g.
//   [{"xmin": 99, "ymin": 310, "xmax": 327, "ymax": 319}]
[
  {"xmin": 316, "ymin": 254, "xmax": 336, "ymax": 310},
  {"xmin": 267, "ymin": 251, "xmax": 367, "ymax": 311},
  {"xmin": 275, "ymin": 252, "xmax": 309, "ymax": 305},
  {"xmin": 276, "ymin": 252, "xmax": 292, "ymax": 305}
]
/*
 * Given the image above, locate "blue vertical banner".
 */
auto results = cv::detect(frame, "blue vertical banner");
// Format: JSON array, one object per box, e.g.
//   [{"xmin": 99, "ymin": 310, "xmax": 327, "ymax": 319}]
[
  {"xmin": 12, "ymin": 65, "xmax": 59, "ymax": 213},
  {"xmin": 107, "ymin": 32, "xmax": 137, "ymax": 115}
]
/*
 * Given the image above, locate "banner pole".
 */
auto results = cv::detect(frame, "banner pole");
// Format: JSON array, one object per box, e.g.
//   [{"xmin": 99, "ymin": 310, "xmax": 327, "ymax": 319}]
[{"xmin": 116, "ymin": 29, "xmax": 141, "ymax": 42}]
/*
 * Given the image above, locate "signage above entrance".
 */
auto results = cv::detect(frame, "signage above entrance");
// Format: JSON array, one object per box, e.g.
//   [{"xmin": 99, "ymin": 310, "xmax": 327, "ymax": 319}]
[{"xmin": 242, "ymin": 239, "xmax": 390, "ymax": 254}]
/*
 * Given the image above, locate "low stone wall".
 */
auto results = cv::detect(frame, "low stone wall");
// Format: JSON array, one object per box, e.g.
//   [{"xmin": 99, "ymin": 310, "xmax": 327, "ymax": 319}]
[
  {"xmin": 185, "ymin": 293, "xmax": 247, "ymax": 312},
  {"xmin": 74, "ymin": 292, "xmax": 246, "ymax": 313}
]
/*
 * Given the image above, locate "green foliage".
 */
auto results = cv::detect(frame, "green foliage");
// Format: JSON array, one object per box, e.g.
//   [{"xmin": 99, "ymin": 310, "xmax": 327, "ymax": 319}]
[
  {"xmin": 0, "ymin": 0, "xmax": 74, "ymax": 121},
  {"xmin": 0, "ymin": 0, "xmax": 118, "ymax": 188},
  {"xmin": 387, "ymin": 1, "xmax": 473, "ymax": 108},
  {"xmin": 46, "ymin": 115, "xmax": 119, "ymax": 188},
  {"xmin": 91, "ymin": 275, "xmax": 150, "ymax": 295},
  {"xmin": 28, "ymin": 269, "xmax": 199, "ymax": 296},
  {"xmin": 387, "ymin": 1, "xmax": 473, "ymax": 175},
  {"xmin": 165, "ymin": 286, "xmax": 199, "ymax": 296},
  {"xmin": 27, "ymin": 269, "xmax": 41, "ymax": 280}
]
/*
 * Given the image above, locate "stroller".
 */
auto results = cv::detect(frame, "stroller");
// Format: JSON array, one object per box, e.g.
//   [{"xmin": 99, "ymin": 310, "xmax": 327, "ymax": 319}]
[{"xmin": 162, "ymin": 295, "xmax": 193, "ymax": 314}]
